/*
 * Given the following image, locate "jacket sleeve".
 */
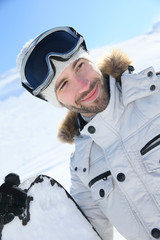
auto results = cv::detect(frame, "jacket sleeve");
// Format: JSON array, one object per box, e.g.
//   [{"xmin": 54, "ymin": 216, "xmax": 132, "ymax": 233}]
[{"xmin": 70, "ymin": 163, "xmax": 113, "ymax": 240}]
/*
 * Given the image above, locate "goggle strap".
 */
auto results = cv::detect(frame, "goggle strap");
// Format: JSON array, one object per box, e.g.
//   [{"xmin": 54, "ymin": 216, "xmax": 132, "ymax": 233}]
[
  {"xmin": 36, "ymin": 93, "xmax": 47, "ymax": 102},
  {"xmin": 22, "ymin": 82, "xmax": 33, "ymax": 94},
  {"xmin": 22, "ymin": 82, "xmax": 47, "ymax": 102}
]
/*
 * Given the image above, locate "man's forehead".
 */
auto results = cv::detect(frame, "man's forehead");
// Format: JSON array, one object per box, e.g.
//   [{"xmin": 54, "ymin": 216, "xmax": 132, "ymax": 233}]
[
  {"xmin": 55, "ymin": 58, "xmax": 90, "ymax": 91},
  {"xmin": 57, "ymin": 58, "xmax": 87, "ymax": 79}
]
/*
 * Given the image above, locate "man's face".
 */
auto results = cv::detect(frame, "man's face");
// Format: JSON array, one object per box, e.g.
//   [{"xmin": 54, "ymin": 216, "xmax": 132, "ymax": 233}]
[{"xmin": 55, "ymin": 59, "xmax": 109, "ymax": 117}]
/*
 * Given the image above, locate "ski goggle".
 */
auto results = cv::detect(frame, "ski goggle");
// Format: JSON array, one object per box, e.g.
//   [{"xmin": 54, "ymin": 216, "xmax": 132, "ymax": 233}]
[{"xmin": 20, "ymin": 26, "xmax": 87, "ymax": 97}]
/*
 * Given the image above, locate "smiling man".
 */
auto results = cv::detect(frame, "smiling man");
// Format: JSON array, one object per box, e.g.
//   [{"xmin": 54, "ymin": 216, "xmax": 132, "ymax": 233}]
[
  {"xmin": 2, "ymin": 26, "xmax": 160, "ymax": 240},
  {"xmin": 54, "ymin": 58, "xmax": 109, "ymax": 115}
]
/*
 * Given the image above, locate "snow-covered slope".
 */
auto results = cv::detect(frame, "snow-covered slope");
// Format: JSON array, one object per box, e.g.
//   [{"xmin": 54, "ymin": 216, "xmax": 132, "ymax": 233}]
[{"xmin": 0, "ymin": 22, "xmax": 160, "ymax": 240}]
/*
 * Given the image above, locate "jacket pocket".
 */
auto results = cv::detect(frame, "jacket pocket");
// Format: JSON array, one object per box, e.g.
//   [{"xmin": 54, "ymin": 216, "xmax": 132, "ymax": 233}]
[
  {"xmin": 89, "ymin": 171, "xmax": 113, "ymax": 202},
  {"xmin": 140, "ymin": 134, "xmax": 160, "ymax": 156},
  {"xmin": 140, "ymin": 134, "xmax": 160, "ymax": 172}
]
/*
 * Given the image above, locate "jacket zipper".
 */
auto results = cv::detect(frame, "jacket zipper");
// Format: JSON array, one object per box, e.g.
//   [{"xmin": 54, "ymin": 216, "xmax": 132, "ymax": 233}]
[
  {"xmin": 140, "ymin": 134, "xmax": 160, "ymax": 156},
  {"xmin": 88, "ymin": 171, "xmax": 111, "ymax": 188}
]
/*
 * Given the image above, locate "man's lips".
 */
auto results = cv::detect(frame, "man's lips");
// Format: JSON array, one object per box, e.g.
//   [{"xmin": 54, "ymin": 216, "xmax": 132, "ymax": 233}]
[{"xmin": 80, "ymin": 84, "xmax": 99, "ymax": 103}]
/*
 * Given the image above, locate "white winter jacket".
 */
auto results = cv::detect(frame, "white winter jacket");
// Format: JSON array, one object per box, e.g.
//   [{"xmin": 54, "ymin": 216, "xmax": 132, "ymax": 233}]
[{"xmin": 58, "ymin": 50, "xmax": 160, "ymax": 240}]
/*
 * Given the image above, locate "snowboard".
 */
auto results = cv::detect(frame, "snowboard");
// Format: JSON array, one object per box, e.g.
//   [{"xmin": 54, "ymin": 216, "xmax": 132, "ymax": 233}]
[{"xmin": 1, "ymin": 175, "xmax": 102, "ymax": 240}]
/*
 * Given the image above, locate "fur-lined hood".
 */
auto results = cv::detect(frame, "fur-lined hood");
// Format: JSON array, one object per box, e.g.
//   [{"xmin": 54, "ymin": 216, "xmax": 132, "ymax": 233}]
[{"xmin": 57, "ymin": 49, "xmax": 132, "ymax": 144}]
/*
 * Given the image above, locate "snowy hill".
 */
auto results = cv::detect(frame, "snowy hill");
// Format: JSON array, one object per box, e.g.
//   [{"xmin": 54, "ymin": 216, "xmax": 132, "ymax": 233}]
[{"xmin": 0, "ymin": 22, "xmax": 160, "ymax": 240}]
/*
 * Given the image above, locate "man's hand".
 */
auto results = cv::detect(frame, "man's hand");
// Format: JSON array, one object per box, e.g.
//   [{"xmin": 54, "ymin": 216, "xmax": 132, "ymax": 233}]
[{"xmin": 0, "ymin": 173, "xmax": 27, "ymax": 225}]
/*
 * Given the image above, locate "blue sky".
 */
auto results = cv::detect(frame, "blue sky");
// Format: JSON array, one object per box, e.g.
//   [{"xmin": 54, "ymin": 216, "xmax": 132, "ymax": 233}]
[{"xmin": 0, "ymin": 0, "xmax": 160, "ymax": 75}]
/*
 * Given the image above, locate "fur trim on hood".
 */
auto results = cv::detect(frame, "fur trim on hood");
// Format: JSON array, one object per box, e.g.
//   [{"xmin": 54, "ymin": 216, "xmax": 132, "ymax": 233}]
[{"xmin": 57, "ymin": 49, "xmax": 132, "ymax": 144}]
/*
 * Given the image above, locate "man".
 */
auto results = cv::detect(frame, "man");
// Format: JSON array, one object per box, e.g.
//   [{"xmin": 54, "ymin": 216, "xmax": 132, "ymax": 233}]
[{"xmin": 1, "ymin": 26, "xmax": 160, "ymax": 239}]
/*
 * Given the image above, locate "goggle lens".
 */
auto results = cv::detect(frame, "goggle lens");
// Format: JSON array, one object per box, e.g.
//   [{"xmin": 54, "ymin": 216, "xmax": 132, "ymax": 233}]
[{"xmin": 23, "ymin": 28, "xmax": 84, "ymax": 93}]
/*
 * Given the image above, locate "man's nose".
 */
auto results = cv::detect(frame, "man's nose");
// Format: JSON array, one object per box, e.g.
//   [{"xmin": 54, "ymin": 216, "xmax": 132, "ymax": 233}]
[{"xmin": 74, "ymin": 75, "xmax": 90, "ymax": 93}]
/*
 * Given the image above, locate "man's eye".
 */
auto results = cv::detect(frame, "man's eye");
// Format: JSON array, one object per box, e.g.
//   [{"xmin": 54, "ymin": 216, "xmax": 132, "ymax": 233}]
[
  {"xmin": 60, "ymin": 81, "xmax": 67, "ymax": 90},
  {"xmin": 76, "ymin": 62, "xmax": 84, "ymax": 71}
]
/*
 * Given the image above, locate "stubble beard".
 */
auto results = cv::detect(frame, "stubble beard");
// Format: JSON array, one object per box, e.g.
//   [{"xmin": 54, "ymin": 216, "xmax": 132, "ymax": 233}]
[{"xmin": 63, "ymin": 77, "xmax": 109, "ymax": 116}]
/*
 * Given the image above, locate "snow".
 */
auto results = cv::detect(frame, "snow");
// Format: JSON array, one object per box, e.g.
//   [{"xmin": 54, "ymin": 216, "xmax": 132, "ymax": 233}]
[{"xmin": 0, "ymin": 22, "xmax": 160, "ymax": 239}]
